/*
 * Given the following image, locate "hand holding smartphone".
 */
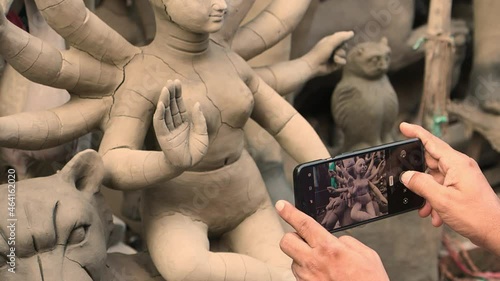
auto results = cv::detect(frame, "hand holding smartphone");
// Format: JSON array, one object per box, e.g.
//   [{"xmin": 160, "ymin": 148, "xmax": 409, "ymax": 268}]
[{"xmin": 293, "ymin": 139, "xmax": 426, "ymax": 233}]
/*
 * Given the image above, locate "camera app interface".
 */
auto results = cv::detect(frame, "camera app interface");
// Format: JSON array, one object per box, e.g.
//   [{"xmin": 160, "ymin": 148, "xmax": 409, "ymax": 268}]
[{"xmin": 310, "ymin": 142, "xmax": 423, "ymax": 232}]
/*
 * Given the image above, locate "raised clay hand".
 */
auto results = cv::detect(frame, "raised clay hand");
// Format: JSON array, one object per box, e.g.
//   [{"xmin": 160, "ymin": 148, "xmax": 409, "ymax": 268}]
[
  {"xmin": 153, "ymin": 79, "xmax": 209, "ymax": 170},
  {"xmin": 302, "ymin": 31, "xmax": 354, "ymax": 77}
]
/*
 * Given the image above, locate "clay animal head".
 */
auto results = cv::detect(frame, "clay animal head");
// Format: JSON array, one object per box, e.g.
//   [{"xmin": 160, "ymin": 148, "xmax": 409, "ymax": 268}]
[
  {"xmin": 0, "ymin": 150, "xmax": 113, "ymax": 281},
  {"xmin": 344, "ymin": 37, "xmax": 392, "ymax": 79},
  {"xmin": 149, "ymin": 0, "xmax": 228, "ymax": 33}
]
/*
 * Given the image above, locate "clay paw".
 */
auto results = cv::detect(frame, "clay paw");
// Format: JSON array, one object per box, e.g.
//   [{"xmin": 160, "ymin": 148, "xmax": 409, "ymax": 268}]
[
  {"xmin": 121, "ymin": 190, "xmax": 142, "ymax": 221},
  {"xmin": 448, "ymin": 101, "xmax": 500, "ymax": 152},
  {"xmin": 153, "ymin": 79, "xmax": 209, "ymax": 170},
  {"xmin": 481, "ymin": 100, "xmax": 500, "ymax": 115},
  {"xmin": 304, "ymin": 31, "xmax": 354, "ymax": 76},
  {"xmin": 450, "ymin": 19, "xmax": 470, "ymax": 47}
]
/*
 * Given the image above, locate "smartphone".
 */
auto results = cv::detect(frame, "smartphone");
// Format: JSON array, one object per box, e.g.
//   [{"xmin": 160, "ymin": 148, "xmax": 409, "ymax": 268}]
[{"xmin": 293, "ymin": 138, "xmax": 426, "ymax": 233}]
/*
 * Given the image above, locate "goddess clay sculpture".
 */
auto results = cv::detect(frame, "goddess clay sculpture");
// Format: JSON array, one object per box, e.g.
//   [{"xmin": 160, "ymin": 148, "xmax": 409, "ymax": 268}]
[
  {"xmin": 0, "ymin": 0, "xmax": 348, "ymax": 279},
  {"xmin": 116, "ymin": 0, "xmax": 353, "ymax": 220},
  {"xmin": 332, "ymin": 38, "xmax": 398, "ymax": 152}
]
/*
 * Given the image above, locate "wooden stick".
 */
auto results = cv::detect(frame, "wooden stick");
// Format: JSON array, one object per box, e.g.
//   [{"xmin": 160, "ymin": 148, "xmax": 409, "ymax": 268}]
[{"xmin": 418, "ymin": 0, "xmax": 454, "ymax": 137}]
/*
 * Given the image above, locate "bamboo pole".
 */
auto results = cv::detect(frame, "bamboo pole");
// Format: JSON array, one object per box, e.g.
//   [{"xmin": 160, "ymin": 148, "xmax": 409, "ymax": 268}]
[{"xmin": 418, "ymin": 0, "xmax": 454, "ymax": 137}]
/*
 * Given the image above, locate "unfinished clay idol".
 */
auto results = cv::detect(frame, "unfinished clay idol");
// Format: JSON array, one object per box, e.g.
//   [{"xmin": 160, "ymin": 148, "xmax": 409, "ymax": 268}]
[
  {"xmin": 331, "ymin": 38, "xmax": 398, "ymax": 152},
  {"xmin": 0, "ymin": 0, "xmax": 330, "ymax": 280}
]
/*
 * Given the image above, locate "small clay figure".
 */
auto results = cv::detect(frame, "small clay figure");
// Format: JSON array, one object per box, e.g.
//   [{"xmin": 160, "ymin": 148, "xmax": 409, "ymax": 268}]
[
  {"xmin": 332, "ymin": 38, "xmax": 399, "ymax": 152},
  {"xmin": 349, "ymin": 156, "xmax": 386, "ymax": 221}
]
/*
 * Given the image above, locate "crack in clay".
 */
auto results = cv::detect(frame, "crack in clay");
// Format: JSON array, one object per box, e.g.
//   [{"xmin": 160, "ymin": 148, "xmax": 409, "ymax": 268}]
[
  {"xmin": 191, "ymin": 58, "xmax": 224, "ymax": 139},
  {"xmin": 129, "ymin": 89, "xmax": 155, "ymax": 107},
  {"xmin": 240, "ymin": 255, "xmax": 247, "ymax": 281},
  {"xmin": 37, "ymin": 255, "xmax": 45, "ymax": 281},
  {"xmin": 146, "ymin": 53, "xmax": 188, "ymax": 79},
  {"xmin": 48, "ymin": 109, "xmax": 64, "ymax": 146},
  {"xmin": 38, "ymin": 111, "xmax": 51, "ymax": 149},
  {"xmin": 21, "ymin": 41, "xmax": 43, "ymax": 74},
  {"xmin": 39, "ymin": 0, "xmax": 67, "ymax": 12},
  {"xmin": 107, "ymin": 53, "xmax": 138, "ymax": 120},
  {"xmin": 66, "ymin": 256, "xmax": 93, "ymax": 279},
  {"xmin": 75, "ymin": 106, "xmax": 92, "ymax": 138},
  {"xmin": 66, "ymin": 11, "xmax": 89, "ymax": 44},
  {"xmin": 52, "ymin": 201, "xmax": 60, "ymax": 243},
  {"xmin": 222, "ymin": 255, "xmax": 228, "ymax": 281},
  {"xmin": 142, "ymin": 151, "xmax": 155, "ymax": 185},
  {"xmin": 239, "ymin": 26, "xmax": 267, "ymax": 49},
  {"xmin": 263, "ymin": 10, "xmax": 287, "ymax": 31},
  {"xmin": 221, "ymin": 121, "xmax": 242, "ymax": 130},
  {"xmin": 52, "ymin": 54, "xmax": 68, "ymax": 85},
  {"xmin": 9, "ymin": 36, "xmax": 30, "ymax": 60},
  {"xmin": 113, "ymin": 114, "xmax": 146, "ymax": 123},
  {"xmin": 274, "ymin": 112, "xmax": 297, "ymax": 137}
]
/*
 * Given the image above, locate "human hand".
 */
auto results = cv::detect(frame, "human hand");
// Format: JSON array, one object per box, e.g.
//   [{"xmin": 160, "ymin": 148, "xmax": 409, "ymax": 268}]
[
  {"xmin": 302, "ymin": 31, "xmax": 354, "ymax": 77},
  {"xmin": 399, "ymin": 122, "xmax": 500, "ymax": 254},
  {"xmin": 154, "ymin": 79, "xmax": 209, "ymax": 170},
  {"xmin": 276, "ymin": 200, "xmax": 389, "ymax": 281}
]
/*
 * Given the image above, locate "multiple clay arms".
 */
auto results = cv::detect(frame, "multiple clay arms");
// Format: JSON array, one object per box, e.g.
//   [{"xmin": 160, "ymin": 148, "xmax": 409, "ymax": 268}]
[
  {"xmin": 214, "ymin": 0, "xmax": 312, "ymax": 60},
  {"xmin": 0, "ymin": 0, "xmax": 352, "ymax": 182}
]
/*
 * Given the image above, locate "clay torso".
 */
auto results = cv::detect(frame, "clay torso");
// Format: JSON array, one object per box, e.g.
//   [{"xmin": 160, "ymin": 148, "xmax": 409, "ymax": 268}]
[
  {"xmin": 105, "ymin": 42, "xmax": 255, "ymax": 171},
  {"xmin": 108, "ymin": 43, "xmax": 269, "ymax": 236}
]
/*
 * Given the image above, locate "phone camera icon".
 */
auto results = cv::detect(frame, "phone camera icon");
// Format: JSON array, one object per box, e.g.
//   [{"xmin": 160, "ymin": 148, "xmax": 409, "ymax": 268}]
[
  {"xmin": 307, "ymin": 173, "xmax": 312, "ymax": 177},
  {"xmin": 403, "ymin": 198, "xmax": 409, "ymax": 204},
  {"xmin": 308, "ymin": 186, "xmax": 313, "ymax": 191},
  {"xmin": 389, "ymin": 176, "xmax": 394, "ymax": 187},
  {"xmin": 400, "ymin": 150, "xmax": 407, "ymax": 158}
]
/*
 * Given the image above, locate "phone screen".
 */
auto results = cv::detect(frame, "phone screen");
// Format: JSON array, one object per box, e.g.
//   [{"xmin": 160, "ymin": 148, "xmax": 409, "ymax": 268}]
[{"xmin": 295, "ymin": 139, "xmax": 425, "ymax": 233}]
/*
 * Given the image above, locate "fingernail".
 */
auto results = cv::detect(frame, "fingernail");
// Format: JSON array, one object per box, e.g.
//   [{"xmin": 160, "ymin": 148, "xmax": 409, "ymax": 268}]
[
  {"xmin": 275, "ymin": 200, "xmax": 285, "ymax": 212},
  {"xmin": 400, "ymin": 171, "xmax": 415, "ymax": 185}
]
